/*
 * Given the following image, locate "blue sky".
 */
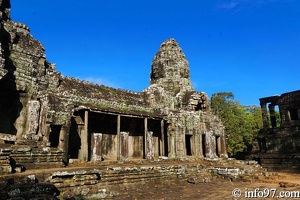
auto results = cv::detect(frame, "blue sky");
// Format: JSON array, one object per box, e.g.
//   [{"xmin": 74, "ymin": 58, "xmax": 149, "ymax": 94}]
[{"xmin": 10, "ymin": 0, "xmax": 300, "ymax": 106}]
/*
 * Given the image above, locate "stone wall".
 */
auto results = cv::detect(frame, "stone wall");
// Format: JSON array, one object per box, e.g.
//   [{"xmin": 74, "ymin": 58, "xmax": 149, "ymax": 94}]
[{"xmin": 250, "ymin": 90, "xmax": 300, "ymax": 171}]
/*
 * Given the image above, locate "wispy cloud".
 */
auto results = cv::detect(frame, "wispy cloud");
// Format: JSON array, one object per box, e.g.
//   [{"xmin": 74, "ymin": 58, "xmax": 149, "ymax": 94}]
[
  {"xmin": 216, "ymin": 0, "xmax": 293, "ymax": 12},
  {"xmin": 80, "ymin": 77, "xmax": 120, "ymax": 88},
  {"xmin": 217, "ymin": 1, "xmax": 238, "ymax": 9}
]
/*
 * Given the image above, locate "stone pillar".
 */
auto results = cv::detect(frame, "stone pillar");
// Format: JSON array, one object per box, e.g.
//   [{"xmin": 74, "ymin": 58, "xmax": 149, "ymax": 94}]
[
  {"xmin": 205, "ymin": 131, "xmax": 216, "ymax": 158},
  {"xmin": 91, "ymin": 133, "xmax": 102, "ymax": 161},
  {"xmin": 219, "ymin": 134, "xmax": 228, "ymax": 158},
  {"xmin": 60, "ymin": 121, "xmax": 71, "ymax": 163},
  {"xmin": 58, "ymin": 126, "xmax": 66, "ymax": 151},
  {"xmin": 26, "ymin": 100, "xmax": 40, "ymax": 139},
  {"xmin": 146, "ymin": 131, "xmax": 154, "ymax": 160},
  {"xmin": 260, "ymin": 101, "xmax": 269, "ymax": 129},
  {"xmin": 286, "ymin": 110, "xmax": 291, "ymax": 122},
  {"xmin": 81, "ymin": 110, "xmax": 89, "ymax": 162},
  {"xmin": 279, "ymin": 108, "xmax": 285, "ymax": 127},
  {"xmin": 144, "ymin": 118, "xmax": 148, "ymax": 159},
  {"xmin": 216, "ymin": 136, "xmax": 221, "ymax": 156},
  {"xmin": 77, "ymin": 124, "xmax": 84, "ymax": 160},
  {"xmin": 120, "ymin": 131, "xmax": 128, "ymax": 161},
  {"xmin": 194, "ymin": 129, "xmax": 201, "ymax": 158},
  {"xmin": 199, "ymin": 131, "xmax": 204, "ymax": 158},
  {"xmin": 269, "ymin": 104, "xmax": 276, "ymax": 128},
  {"xmin": 41, "ymin": 124, "xmax": 51, "ymax": 147},
  {"xmin": 160, "ymin": 120, "xmax": 165, "ymax": 156},
  {"xmin": 176, "ymin": 128, "xmax": 185, "ymax": 159},
  {"xmin": 167, "ymin": 124, "xmax": 176, "ymax": 158},
  {"xmin": 37, "ymin": 97, "xmax": 47, "ymax": 141},
  {"xmin": 117, "ymin": 115, "xmax": 121, "ymax": 160},
  {"xmin": 15, "ymin": 94, "xmax": 28, "ymax": 139}
]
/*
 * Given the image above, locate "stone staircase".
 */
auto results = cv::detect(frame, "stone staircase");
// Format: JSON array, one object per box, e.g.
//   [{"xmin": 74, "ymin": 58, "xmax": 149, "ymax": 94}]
[{"xmin": 0, "ymin": 158, "xmax": 270, "ymax": 199}]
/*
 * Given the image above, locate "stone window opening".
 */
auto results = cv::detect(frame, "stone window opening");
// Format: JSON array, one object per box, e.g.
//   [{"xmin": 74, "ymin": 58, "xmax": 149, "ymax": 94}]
[
  {"xmin": 289, "ymin": 109, "xmax": 299, "ymax": 121},
  {"xmin": 49, "ymin": 125, "xmax": 62, "ymax": 148}
]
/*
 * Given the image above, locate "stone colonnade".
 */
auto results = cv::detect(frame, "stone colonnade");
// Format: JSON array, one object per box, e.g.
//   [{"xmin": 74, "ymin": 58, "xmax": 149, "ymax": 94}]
[
  {"xmin": 34, "ymin": 105, "xmax": 227, "ymax": 162},
  {"xmin": 74, "ymin": 110, "xmax": 166, "ymax": 162}
]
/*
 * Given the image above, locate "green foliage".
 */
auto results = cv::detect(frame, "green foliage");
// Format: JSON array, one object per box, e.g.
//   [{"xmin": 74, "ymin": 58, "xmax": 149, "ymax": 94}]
[
  {"xmin": 268, "ymin": 110, "xmax": 281, "ymax": 127},
  {"xmin": 211, "ymin": 92, "xmax": 262, "ymax": 157}
]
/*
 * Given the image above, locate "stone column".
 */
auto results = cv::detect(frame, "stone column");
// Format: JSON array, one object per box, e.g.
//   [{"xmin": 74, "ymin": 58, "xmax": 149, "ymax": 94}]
[
  {"xmin": 160, "ymin": 119, "xmax": 165, "ymax": 156},
  {"xmin": 61, "ymin": 120, "xmax": 71, "ymax": 163},
  {"xmin": 176, "ymin": 127, "xmax": 185, "ymax": 159},
  {"xmin": 42, "ymin": 124, "xmax": 51, "ymax": 147},
  {"xmin": 15, "ymin": 94, "xmax": 28, "ymax": 139},
  {"xmin": 286, "ymin": 110, "xmax": 291, "ymax": 122},
  {"xmin": 167, "ymin": 124, "xmax": 176, "ymax": 158},
  {"xmin": 117, "ymin": 115, "xmax": 121, "ymax": 160},
  {"xmin": 216, "ymin": 136, "xmax": 221, "ymax": 156},
  {"xmin": 146, "ymin": 131, "xmax": 154, "ymax": 160},
  {"xmin": 205, "ymin": 131, "xmax": 216, "ymax": 158},
  {"xmin": 144, "ymin": 118, "xmax": 148, "ymax": 159},
  {"xmin": 219, "ymin": 134, "xmax": 228, "ymax": 158},
  {"xmin": 269, "ymin": 104, "xmax": 276, "ymax": 128},
  {"xmin": 81, "ymin": 110, "xmax": 89, "ymax": 162},
  {"xmin": 194, "ymin": 129, "xmax": 201, "ymax": 158},
  {"xmin": 91, "ymin": 133, "xmax": 102, "ymax": 161},
  {"xmin": 260, "ymin": 101, "xmax": 269, "ymax": 129},
  {"xmin": 77, "ymin": 124, "xmax": 85, "ymax": 160},
  {"xmin": 37, "ymin": 97, "xmax": 47, "ymax": 141},
  {"xmin": 58, "ymin": 125, "xmax": 67, "ymax": 150},
  {"xmin": 199, "ymin": 131, "xmax": 204, "ymax": 158},
  {"xmin": 25, "ymin": 100, "xmax": 40, "ymax": 139},
  {"xmin": 120, "ymin": 131, "xmax": 128, "ymax": 161}
]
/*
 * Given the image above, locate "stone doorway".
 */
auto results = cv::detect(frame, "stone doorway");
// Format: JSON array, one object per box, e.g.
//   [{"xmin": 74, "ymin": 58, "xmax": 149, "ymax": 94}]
[
  {"xmin": 49, "ymin": 125, "xmax": 62, "ymax": 148},
  {"xmin": 185, "ymin": 135, "xmax": 192, "ymax": 156},
  {"xmin": 202, "ymin": 134, "xmax": 206, "ymax": 157}
]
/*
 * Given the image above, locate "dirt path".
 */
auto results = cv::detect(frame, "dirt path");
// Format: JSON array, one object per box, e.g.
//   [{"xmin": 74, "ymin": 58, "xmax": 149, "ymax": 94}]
[{"xmin": 113, "ymin": 172, "xmax": 300, "ymax": 200}]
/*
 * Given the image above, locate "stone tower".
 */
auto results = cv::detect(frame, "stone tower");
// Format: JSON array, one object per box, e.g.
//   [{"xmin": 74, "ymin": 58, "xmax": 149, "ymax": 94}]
[{"xmin": 150, "ymin": 38, "xmax": 193, "ymax": 94}]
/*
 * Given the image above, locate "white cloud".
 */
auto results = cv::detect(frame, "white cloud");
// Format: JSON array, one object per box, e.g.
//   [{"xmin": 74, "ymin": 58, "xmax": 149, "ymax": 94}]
[
  {"xmin": 216, "ymin": 0, "xmax": 293, "ymax": 11},
  {"xmin": 217, "ymin": 1, "xmax": 238, "ymax": 9},
  {"xmin": 80, "ymin": 77, "xmax": 120, "ymax": 88}
]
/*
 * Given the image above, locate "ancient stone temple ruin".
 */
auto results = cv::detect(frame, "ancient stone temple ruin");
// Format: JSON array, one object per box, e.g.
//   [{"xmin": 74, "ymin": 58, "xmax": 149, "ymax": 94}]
[
  {"xmin": 250, "ymin": 90, "xmax": 300, "ymax": 171},
  {"xmin": 0, "ymin": 0, "xmax": 227, "ymax": 175}
]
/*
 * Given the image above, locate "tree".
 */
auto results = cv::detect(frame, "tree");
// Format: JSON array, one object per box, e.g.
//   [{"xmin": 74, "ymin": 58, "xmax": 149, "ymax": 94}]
[{"xmin": 211, "ymin": 92, "xmax": 262, "ymax": 157}]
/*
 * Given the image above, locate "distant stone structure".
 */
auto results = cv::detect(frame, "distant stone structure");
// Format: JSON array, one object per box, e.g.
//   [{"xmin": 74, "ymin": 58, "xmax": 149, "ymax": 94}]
[
  {"xmin": 0, "ymin": 0, "xmax": 227, "ymax": 174},
  {"xmin": 250, "ymin": 90, "xmax": 300, "ymax": 171}
]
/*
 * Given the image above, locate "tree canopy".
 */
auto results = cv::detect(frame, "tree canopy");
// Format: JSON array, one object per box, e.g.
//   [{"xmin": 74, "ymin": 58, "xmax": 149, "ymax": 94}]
[{"xmin": 210, "ymin": 92, "xmax": 262, "ymax": 157}]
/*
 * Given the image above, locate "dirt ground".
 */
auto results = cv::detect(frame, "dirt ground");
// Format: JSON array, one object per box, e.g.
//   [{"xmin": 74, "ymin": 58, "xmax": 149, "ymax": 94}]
[{"xmin": 113, "ymin": 172, "xmax": 300, "ymax": 200}]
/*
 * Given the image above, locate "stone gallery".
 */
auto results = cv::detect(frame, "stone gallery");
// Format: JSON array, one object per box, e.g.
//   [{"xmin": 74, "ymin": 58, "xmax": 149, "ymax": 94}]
[
  {"xmin": 250, "ymin": 90, "xmax": 300, "ymax": 170},
  {"xmin": 0, "ymin": 0, "xmax": 227, "ymax": 174}
]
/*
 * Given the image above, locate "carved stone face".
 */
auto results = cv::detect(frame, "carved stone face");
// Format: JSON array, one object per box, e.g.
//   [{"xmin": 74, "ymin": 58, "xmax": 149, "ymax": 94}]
[{"xmin": 149, "ymin": 38, "xmax": 193, "ymax": 93}]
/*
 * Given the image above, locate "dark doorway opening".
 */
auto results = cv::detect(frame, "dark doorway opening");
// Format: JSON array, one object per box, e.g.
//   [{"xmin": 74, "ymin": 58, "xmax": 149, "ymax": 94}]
[
  {"xmin": 148, "ymin": 119, "xmax": 161, "ymax": 157},
  {"xmin": 290, "ymin": 109, "xmax": 299, "ymax": 120},
  {"xmin": 49, "ymin": 125, "xmax": 62, "ymax": 147},
  {"xmin": 164, "ymin": 122, "xmax": 168, "ymax": 157},
  {"xmin": 68, "ymin": 117, "xmax": 81, "ymax": 159},
  {"xmin": 202, "ymin": 134, "xmax": 206, "ymax": 157},
  {"xmin": 88, "ymin": 112, "xmax": 118, "ymax": 161},
  {"xmin": 185, "ymin": 135, "xmax": 192, "ymax": 156},
  {"xmin": 121, "ymin": 117, "xmax": 144, "ymax": 159}
]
